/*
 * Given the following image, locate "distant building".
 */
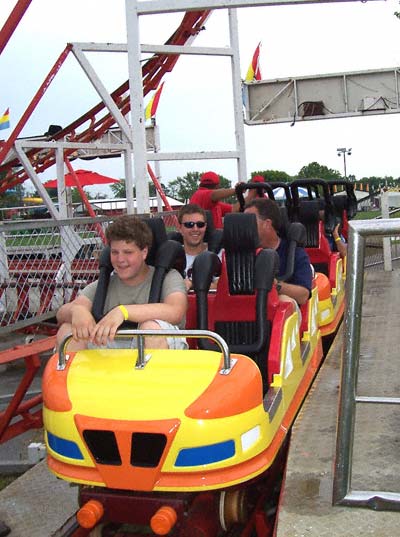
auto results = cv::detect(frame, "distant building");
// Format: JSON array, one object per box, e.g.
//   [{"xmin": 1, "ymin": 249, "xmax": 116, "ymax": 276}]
[
  {"xmin": 350, "ymin": 190, "xmax": 373, "ymax": 212},
  {"xmin": 74, "ymin": 196, "xmax": 184, "ymax": 216}
]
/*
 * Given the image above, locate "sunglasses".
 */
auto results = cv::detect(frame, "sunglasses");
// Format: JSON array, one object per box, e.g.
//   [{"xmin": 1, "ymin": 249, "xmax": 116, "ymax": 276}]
[{"xmin": 182, "ymin": 221, "xmax": 206, "ymax": 229}]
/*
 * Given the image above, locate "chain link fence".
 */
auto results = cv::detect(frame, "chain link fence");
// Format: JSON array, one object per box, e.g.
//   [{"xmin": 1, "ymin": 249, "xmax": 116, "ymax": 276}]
[
  {"xmin": 2, "ymin": 207, "xmax": 399, "ymax": 335},
  {"xmin": 0, "ymin": 212, "xmax": 179, "ymax": 335}
]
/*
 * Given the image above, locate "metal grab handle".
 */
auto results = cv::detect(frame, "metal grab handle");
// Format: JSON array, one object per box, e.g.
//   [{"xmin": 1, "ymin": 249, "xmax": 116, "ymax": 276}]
[{"xmin": 58, "ymin": 329, "xmax": 232, "ymax": 373}]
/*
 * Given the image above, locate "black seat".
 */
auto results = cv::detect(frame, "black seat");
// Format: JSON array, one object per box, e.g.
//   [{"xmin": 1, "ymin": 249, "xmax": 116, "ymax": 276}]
[
  {"xmin": 91, "ymin": 245, "xmax": 114, "ymax": 322},
  {"xmin": 295, "ymin": 199, "xmax": 322, "ymax": 248},
  {"xmin": 291, "ymin": 199, "xmax": 336, "ymax": 277},
  {"xmin": 279, "ymin": 221, "xmax": 307, "ymax": 281},
  {"xmin": 329, "ymin": 181, "xmax": 358, "ymax": 221},
  {"xmin": 91, "ymin": 217, "xmax": 185, "ymax": 323},
  {"xmin": 204, "ymin": 210, "xmax": 223, "ymax": 254},
  {"xmin": 143, "ymin": 217, "xmax": 168, "ymax": 266},
  {"xmin": 192, "ymin": 213, "xmax": 279, "ymax": 391}
]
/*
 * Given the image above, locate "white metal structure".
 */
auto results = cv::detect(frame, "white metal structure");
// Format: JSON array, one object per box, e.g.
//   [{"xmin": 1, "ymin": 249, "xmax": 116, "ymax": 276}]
[
  {"xmin": 2, "ymin": 0, "xmax": 382, "ymax": 217},
  {"xmin": 128, "ymin": 0, "xmax": 381, "ymax": 213},
  {"xmin": 243, "ymin": 67, "xmax": 400, "ymax": 125}
]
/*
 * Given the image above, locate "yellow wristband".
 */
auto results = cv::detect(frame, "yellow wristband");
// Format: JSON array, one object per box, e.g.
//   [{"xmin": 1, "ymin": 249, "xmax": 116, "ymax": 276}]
[
  {"xmin": 118, "ymin": 305, "xmax": 129, "ymax": 321},
  {"xmin": 335, "ymin": 237, "xmax": 341, "ymax": 243}
]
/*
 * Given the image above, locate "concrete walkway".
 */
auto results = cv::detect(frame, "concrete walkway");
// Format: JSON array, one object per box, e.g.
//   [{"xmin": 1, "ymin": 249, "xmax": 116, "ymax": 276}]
[{"xmin": 276, "ymin": 269, "xmax": 400, "ymax": 536}]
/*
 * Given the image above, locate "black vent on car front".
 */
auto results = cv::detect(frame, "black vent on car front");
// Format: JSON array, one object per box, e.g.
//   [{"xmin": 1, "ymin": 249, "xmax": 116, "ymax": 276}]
[
  {"xmin": 83, "ymin": 430, "xmax": 121, "ymax": 465},
  {"xmin": 131, "ymin": 433, "xmax": 167, "ymax": 468}
]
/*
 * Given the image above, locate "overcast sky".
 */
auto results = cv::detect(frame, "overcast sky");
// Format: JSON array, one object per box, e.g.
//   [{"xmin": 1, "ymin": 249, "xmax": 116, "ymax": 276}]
[{"xmin": 1, "ymin": 0, "xmax": 399, "ymax": 196}]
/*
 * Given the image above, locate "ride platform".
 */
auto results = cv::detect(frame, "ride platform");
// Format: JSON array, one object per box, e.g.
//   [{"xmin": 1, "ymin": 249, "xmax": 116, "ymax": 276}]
[{"xmin": 275, "ymin": 269, "xmax": 400, "ymax": 536}]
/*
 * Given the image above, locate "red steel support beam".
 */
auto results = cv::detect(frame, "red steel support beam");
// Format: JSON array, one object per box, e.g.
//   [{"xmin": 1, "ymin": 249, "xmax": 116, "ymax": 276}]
[
  {"xmin": 64, "ymin": 159, "xmax": 107, "ymax": 244},
  {"xmin": 0, "ymin": 0, "xmax": 33, "ymax": 55},
  {"xmin": 0, "ymin": 44, "xmax": 72, "ymax": 170},
  {"xmin": 0, "ymin": 335, "xmax": 56, "ymax": 442}
]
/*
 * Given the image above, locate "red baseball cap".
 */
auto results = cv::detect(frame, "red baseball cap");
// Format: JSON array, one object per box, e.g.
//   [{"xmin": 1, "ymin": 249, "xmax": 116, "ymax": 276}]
[
  {"xmin": 200, "ymin": 171, "xmax": 220, "ymax": 186},
  {"xmin": 251, "ymin": 175, "xmax": 265, "ymax": 183}
]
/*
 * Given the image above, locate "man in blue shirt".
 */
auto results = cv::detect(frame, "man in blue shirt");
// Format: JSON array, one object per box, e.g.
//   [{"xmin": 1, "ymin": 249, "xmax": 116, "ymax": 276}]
[{"xmin": 244, "ymin": 198, "xmax": 312, "ymax": 306}]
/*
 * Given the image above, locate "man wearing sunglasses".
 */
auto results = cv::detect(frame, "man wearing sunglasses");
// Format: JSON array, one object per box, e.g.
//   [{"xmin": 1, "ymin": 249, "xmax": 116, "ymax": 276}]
[{"xmin": 178, "ymin": 204, "xmax": 222, "ymax": 291}]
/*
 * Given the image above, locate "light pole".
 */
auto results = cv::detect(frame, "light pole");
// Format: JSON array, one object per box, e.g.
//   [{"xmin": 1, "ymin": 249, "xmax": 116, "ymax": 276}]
[{"xmin": 337, "ymin": 147, "xmax": 352, "ymax": 180}]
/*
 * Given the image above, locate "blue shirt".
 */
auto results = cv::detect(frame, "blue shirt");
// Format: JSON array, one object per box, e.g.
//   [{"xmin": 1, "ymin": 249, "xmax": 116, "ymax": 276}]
[{"xmin": 276, "ymin": 238, "xmax": 313, "ymax": 293}]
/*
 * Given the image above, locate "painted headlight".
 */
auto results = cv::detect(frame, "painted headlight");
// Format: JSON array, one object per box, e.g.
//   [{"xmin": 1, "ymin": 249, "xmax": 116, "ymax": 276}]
[
  {"xmin": 47, "ymin": 431, "xmax": 84, "ymax": 460},
  {"xmin": 175, "ymin": 439, "xmax": 235, "ymax": 467}
]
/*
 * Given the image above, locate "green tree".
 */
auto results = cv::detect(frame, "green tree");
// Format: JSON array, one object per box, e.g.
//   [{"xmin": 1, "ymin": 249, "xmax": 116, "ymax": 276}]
[
  {"xmin": 250, "ymin": 170, "xmax": 293, "ymax": 183},
  {"xmin": 0, "ymin": 183, "xmax": 25, "ymax": 208},
  {"xmin": 110, "ymin": 179, "xmax": 127, "ymax": 198},
  {"xmin": 297, "ymin": 162, "xmax": 342, "ymax": 181},
  {"xmin": 69, "ymin": 188, "xmax": 91, "ymax": 203},
  {"xmin": 110, "ymin": 179, "xmax": 169, "ymax": 199},
  {"xmin": 359, "ymin": 176, "xmax": 398, "ymax": 192},
  {"xmin": 166, "ymin": 172, "xmax": 200, "ymax": 202},
  {"xmin": 166, "ymin": 172, "xmax": 231, "ymax": 202}
]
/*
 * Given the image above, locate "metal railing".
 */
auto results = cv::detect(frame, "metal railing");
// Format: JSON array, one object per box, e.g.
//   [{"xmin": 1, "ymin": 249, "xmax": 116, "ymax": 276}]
[
  {"xmin": 58, "ymin": 329, "xmax": 233, "ymax": 373},
  {"xmin": 0, "ymin": 211, "xmax": 178, "ymax": 335},
  {"xmin": 333, "ymin": 218, "xmax": 400, "ymax": 510},
  {"xmin": 363, "ymin": 206, "xmax": 400, "ymax": 269}
]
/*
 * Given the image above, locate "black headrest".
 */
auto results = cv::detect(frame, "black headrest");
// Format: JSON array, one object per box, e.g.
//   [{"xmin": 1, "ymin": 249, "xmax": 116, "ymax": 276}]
[
  {"xmin": 223, "ymin": 212, "xmax": 259, "ymax": 251},
  {"xmin": 204, "ymin": 210, "xmax": 224, "ymax": 253},
  {"xmin": 166, "ymin": 230, "xmax": 183, "ymax": 244},
  {"xmin": 332, "ymin": 195, "xmax": 348, "ymax": 213},
  {"xmin": 223, "ymin": 213, "xmax": 259, "ymax": 295},
  {"xmin": 278, "ymin": 206, "xmax": 291, "ymax": 236},
  {"xmin": 286, "ymin": 221, "xmax": 306, "ymax": 245},
  {"xmin": 279, "ymin": 222, "xmax": 307, "ymax": 281},
  {"xmin": 143, "ymin": 217, "xmax": 167, "ymax": 266},
  {"xmin": 91, "ymin": 245, "xmax": 112, "ymax": 322},
  {"xmin": 297, "ymin": 199, "xmax": 321, "ymax": 223},
  {"xmin": 148, "ymin": 240, "xmax": 186, "ymax": 302},
  {"xmin": 192, "ymin": 250, "xmax": 222, "ymax": 293},
  {"xmin": 98, "ymin": 245, "xmax": 112, "ymax": 271},
  {"xmin": 254, "ymin": 248, "xmax": 279, "ymax": 291},
  {"xmin": 203, "ymin": 210, "xmax": 215, "ymax": 242}
]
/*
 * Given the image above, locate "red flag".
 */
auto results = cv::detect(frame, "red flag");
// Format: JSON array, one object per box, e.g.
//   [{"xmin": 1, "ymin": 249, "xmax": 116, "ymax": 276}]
[
  {"xmin": 245, "ymin": 43, "xmax": 262, "ymax": 82},
  {"xmin": 145, "ymin": 83, "xmax": 165, "ymax": 120}
]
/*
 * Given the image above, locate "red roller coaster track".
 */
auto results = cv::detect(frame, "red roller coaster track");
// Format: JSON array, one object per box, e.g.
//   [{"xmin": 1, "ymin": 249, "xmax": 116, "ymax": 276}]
[{"xmin": 0, "ymin": 4, "xmax": 211, "ymax": 194}]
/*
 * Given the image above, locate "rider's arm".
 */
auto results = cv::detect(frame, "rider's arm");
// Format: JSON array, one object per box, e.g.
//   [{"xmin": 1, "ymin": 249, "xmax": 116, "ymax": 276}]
[
  {"xmin": 277, "ymin": 280, "xmax": 310, "ymax": 306},
  {"xmin": 56, "ymin": 294, "xmax": 92, "ymax": 324},
  {"xmin": 209, "ymin": 187, "xmax": 236, "ymax": 202}
]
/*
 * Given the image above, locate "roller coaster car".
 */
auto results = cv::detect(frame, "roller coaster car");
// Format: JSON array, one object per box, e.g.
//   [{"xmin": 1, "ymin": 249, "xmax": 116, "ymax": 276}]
[
  {"xmin": 290, "ymin": 179, "xmax": 346, "ymax": 338},
  {"xmin": 42, "ymin": 213, "xmax": 322, "ymax": 536},
  {"xmin": 235, "ymin": 179, "xmax": 344, "ymax": 338}
]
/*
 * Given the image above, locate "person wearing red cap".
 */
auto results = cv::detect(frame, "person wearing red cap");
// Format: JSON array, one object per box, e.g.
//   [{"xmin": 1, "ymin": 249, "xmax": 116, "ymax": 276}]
[
  {"xmin": 249, "ymin": 175, "xmax": 269, "ymax": 199},
  {"xmin": 252, "ymin": 175, "xmax": 265, "ymax": 183},
  {"xmin": 190, "ymin": 171, "xmax": 248, "ymax": 229}
]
